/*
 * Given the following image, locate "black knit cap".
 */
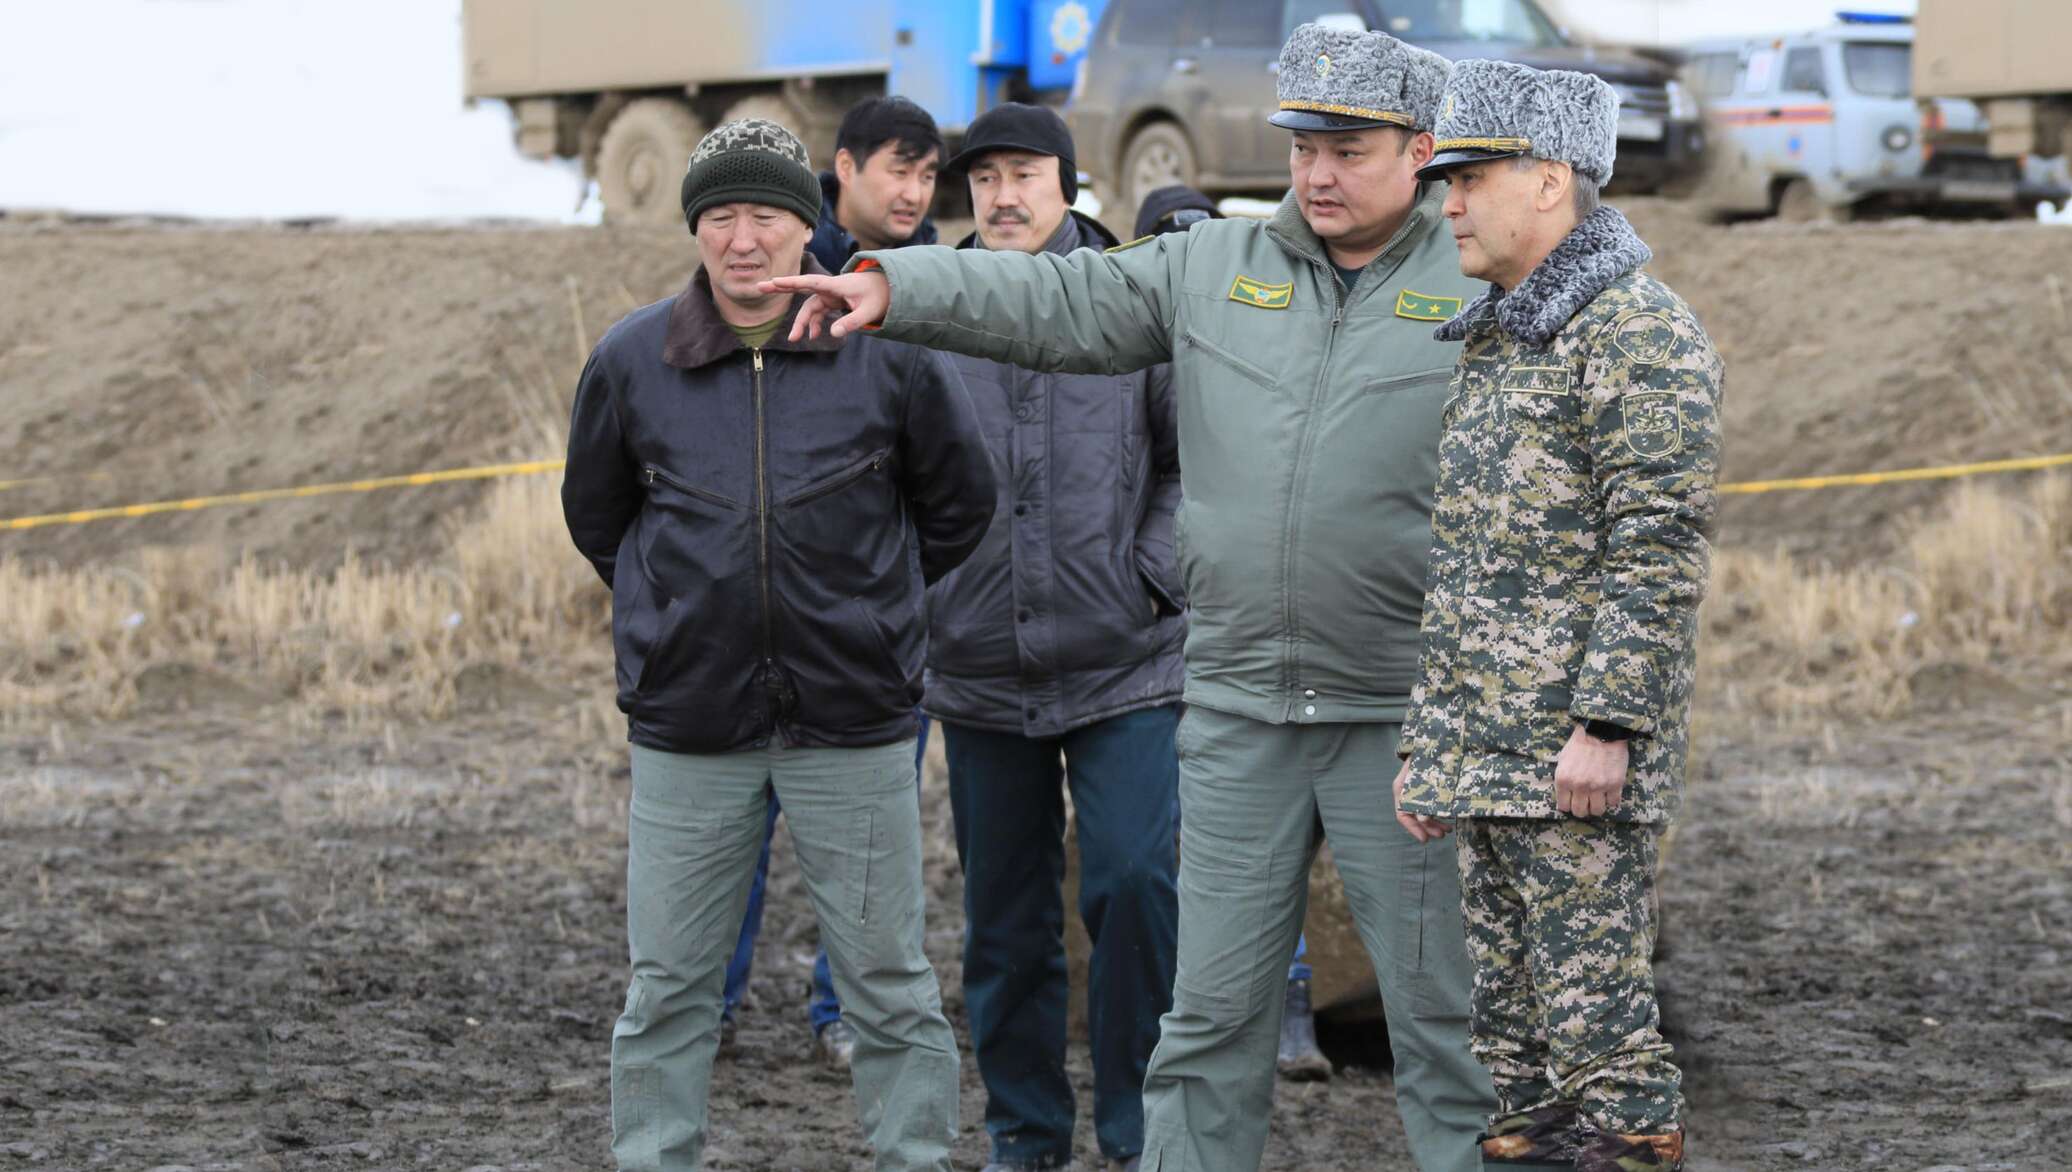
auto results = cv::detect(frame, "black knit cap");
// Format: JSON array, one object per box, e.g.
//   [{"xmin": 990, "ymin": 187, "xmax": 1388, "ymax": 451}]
[
  {"xmin": 946, "ymin": 102, "xmax": 1078, "ymax": 204},
  {"xmin": 679, "ymin": 118, "xmax": 822, "ymax": 234},
  {"xmin": 1135, "ymin": 185, "xmax": 1221, "ymax": 239}
]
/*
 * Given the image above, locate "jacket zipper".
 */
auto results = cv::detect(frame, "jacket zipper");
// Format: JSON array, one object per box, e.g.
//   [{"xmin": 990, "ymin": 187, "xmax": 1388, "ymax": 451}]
[
  {"xmin": 643, "ymin": 465, "xmax": 740, "ymax": 508},
  {"xmin": 753, "ymin": 348, "xmax": 779, "ymax": 730},
  {"xmin": 1279, "ymin": 266, "xmax": 1346, "ymax": 713},
  {"xmin": 779, "ymin": 448, "xmax": 889, "ymax": 508}
]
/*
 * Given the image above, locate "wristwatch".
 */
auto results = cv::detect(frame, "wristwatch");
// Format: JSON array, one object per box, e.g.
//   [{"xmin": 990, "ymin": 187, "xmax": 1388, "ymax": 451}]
[{"xmin": 1582, "ymin": 719, "xmax": 1636, "ymax": 743}]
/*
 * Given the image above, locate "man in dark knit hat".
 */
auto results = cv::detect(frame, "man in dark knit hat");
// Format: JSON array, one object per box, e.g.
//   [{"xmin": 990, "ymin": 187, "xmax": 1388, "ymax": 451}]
[
  {"xmin": 1399, "ymin": 58, "xmax": 1724, "ymax": 1172},
  {"xmin": 722, "ymin": 93, "xmax": 949, "ymax": 1075},
  {"xmin": 562, "ymin": 117, "xmax": 995, "ymax": 1171}
]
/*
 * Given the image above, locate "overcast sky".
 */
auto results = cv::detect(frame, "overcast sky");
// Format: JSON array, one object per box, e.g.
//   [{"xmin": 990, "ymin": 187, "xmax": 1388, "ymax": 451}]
[{"xmin": 0, "ymin": 0, "xmax": 590, "ymax": 220}]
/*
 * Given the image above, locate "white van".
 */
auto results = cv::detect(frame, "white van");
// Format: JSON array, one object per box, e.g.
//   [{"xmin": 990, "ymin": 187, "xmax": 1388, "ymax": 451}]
[{"xmin": 1683, "ymin": 12, "xmax": 2069, "ymax": 221}]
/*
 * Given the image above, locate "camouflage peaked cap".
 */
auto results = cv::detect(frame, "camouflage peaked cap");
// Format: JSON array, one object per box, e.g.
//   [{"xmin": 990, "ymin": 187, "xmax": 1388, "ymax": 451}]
[
  {"xmin": 1417, "ymin": 58, "xmax": 1621, "ymax": 187},
  {"xmin": 1269, "ymin": 22, "xmax": 1450, "ymax": 133},
  {"xmin": 679, "ymin": 118, "xmax": 822, "ymax": 233}
]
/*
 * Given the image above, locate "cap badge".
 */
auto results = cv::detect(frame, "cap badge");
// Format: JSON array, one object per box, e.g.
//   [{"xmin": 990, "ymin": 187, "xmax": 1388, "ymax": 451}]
[{"xmin": 1314, "ymin": 53, "xmax": 1333, "ymax": 79}]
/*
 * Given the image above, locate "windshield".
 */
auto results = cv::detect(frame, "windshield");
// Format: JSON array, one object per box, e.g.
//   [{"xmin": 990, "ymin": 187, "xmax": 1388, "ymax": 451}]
[
  {"xmin": 1371, "ymin": 0, "xmax": 1564, "ymax": 46},
  {"xmin": 1843, "ymin": 41, "xmax": 1911, "ymax": 98}
]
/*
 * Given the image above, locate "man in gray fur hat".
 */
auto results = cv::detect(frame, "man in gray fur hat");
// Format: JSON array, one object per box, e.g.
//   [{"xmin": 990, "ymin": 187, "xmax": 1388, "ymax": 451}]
[
  {"xmin": 1396, "ymin": 58, "xmax": 1724, "ymax": 1172},
  {"xmin": 768, "ymin": 23, "xmax": 1497, "ymax": 1172}
]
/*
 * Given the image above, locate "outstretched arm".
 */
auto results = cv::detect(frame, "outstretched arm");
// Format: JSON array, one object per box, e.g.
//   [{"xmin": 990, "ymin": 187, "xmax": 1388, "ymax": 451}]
[{"xmin": 765, "ymin": 232, "xmax": 1192, "ymax": 377}]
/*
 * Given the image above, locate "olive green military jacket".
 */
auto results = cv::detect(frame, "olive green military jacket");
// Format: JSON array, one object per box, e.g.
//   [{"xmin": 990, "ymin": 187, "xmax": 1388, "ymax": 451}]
[
  {"xmin": 1396, "ymin": 207, "xmax": 1724, "ymax": 824},
  {"xmin": 856, "ymin": 188, "xmax": 1477, "ymax": 725}
]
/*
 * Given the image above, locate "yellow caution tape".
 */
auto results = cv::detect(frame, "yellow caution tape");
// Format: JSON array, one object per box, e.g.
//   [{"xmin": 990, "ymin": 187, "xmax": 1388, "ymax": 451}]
[
  {"xmin": 1717, "ymin": 451, "xmax": 2072, "ymax": 495},
  {"xmin": 3, "ymin": 449, "xmax": 2070, "ymax": 532},
  {"xmin": 0, "ymin": 459, "xmax": 564, "ymax": 532}
]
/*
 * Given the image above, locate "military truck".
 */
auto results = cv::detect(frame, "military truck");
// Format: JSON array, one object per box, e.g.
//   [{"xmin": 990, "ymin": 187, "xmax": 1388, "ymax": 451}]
[
  {"xmin": 1913, "ymin": 0, "xmax": 2072, "ymax": 163},
  {"xmin": 463, "ymin": 0, "xmax": 1110, "ymax": 223}
]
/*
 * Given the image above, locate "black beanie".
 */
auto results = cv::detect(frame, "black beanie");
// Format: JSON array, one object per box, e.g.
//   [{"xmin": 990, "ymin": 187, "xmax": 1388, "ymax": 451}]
[
  {"xmin": 946, "ymin": 103, "xmax": 1079, "ymax": 205},
  {"xmin": 1135, "ymin": 185, "xmax": 1221, "ymax": 239},
  {"xmin": 679, "ymin": 119, "xmax": 822, "ymax": 234}
]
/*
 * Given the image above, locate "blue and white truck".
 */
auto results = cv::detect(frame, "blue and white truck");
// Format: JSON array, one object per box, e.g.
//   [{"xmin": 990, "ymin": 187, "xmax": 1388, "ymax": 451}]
[{"xmin": 463, "ymin": 0, "xmax": 1109, "ymax": 222}]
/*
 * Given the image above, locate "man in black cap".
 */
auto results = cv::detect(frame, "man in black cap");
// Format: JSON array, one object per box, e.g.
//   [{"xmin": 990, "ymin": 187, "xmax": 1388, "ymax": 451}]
[{"xmin": 926, "ymin": 102, "xmax": 1185, "ymax": 1172}]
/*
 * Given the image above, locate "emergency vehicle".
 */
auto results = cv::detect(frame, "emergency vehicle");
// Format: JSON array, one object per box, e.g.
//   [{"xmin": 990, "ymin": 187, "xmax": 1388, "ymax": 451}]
[{"xmin": 1684, "ymin": 12, "xmax": 2069, "ymax": 221}]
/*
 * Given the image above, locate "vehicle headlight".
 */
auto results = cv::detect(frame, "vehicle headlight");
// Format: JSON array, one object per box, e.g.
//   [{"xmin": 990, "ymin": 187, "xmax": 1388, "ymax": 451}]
[
  {"xmin": 1882, "ymin": 124, "xmax": 1913, "ymax": 152},
  {"xmin": 1665, "ymin": 79, "xmax": 1701, "ymax": 122}
]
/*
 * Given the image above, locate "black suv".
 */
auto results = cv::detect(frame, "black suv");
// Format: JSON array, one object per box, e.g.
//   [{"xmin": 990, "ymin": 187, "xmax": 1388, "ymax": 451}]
[{"xmin": 1067, "ymin": 0, "xmax": 1706, "ymax": 218}]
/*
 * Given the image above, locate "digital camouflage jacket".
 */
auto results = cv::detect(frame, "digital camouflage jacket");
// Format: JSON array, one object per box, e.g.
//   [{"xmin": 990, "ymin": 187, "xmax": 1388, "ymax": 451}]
[{"xmin": 1397, "ymin": 206, "xmax": 1723, "ymax": 824}]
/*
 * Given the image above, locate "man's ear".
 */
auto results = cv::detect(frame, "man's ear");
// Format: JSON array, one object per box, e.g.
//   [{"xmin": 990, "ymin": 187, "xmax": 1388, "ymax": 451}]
[
  {"xmin": 1535, "ymin": 160, "xmax": 1573, "ymax": 213},
  {"xmin": 1408, "ymin": 130, "xmax": 1436, "ymax": 167},
  {"xmin": 834, "ymin": 148, "xmax": 857, "ymax": 186}
]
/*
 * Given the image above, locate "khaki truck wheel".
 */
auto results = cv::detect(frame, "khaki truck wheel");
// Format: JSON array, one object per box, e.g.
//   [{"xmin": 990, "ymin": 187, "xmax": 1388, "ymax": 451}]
[
  {"xmin": 720, "ymin": 94, "xmax": 807, "ymax": 145},
  {"xmin": 597, "ymin": 98, "xmax": 705, "ymax": 226},
  {"xmin": 1119, "ymin": 121, "xmax": 1197, "ymax": 227}
]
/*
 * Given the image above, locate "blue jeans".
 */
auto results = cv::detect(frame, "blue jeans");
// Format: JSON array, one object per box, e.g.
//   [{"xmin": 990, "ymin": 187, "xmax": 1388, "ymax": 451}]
[
  {"xmin": 723, "ymin": 716, "xmax": 930, "ymax": 1034},
  {"xmin": 944, "ymin": 705, "xmax": 1181, "ymax": 1165}
]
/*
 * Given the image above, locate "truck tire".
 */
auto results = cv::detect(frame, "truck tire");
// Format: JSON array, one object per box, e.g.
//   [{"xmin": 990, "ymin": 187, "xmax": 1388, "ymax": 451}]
[
  {"xmin": 1119, "ymin": 121, "xmax": 1197, "ymax": 226},
  {"xmin": 720, "ymin": 94, "xmax": 807, "ymax": 148},
  {"xmin": 597, "ymin": 98, "xmax": 706, "ymax": 226}
]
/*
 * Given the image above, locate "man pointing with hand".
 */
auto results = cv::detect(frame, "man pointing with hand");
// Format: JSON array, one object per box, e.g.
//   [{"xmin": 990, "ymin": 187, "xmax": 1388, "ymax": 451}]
[{"xmin": 768, "ymin": 24, "xmax": 1495, "ymax": 1172}]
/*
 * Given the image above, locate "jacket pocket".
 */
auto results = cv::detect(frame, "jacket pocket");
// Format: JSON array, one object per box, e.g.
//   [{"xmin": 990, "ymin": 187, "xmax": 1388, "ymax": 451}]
[
  {"xmin": 1357, "ymin": 367, "xmax": 1453, "ymax": 397},
  {"xmin": 643, "ymin": 465, "xmax": 741, "ymax": 509},
  {"xmin": 1180, "ymin": 328, "xmax": 1279, "ymax": 392},
  {"xmin": 780, "ymin": 447, "xmax": 891, "ymax": 509}
]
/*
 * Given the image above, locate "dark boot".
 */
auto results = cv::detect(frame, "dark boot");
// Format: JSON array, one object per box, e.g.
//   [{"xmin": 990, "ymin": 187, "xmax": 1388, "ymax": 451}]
[
  {"xmin": 1574, "ymin": 1129, "xmax": 1683, "ymax": 1172},
  {"xmin": 1478, "ymin": 1104, "xmax": 1579, "ymax": 1169},
  {"xmin": 1275, "ymin": 978, "xmax": 1332, "ymax": 1082}
]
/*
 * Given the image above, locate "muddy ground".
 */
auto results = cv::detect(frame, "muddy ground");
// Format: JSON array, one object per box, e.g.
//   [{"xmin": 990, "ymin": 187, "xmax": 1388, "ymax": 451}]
[
  {"xmin": 4, "ymin": 206, "xmax": 2070, "ymax": 1168},
  {"xmin": 3, "ymin": 700, "xmax": 2068, "ymax": 1170}
]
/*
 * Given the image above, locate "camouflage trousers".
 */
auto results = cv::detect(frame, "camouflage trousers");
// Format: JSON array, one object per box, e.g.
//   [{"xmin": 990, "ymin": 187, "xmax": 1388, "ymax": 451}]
[{"xmin": 1457, "ymin": 818, "xmax": 1681, "ymax": 1140}]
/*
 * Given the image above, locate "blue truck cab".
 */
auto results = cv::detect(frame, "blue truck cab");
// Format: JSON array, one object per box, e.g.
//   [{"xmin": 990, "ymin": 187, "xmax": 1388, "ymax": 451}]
[{"xmin": 464, "ymin": 0, "xmax": 1111, "ymax": 223}]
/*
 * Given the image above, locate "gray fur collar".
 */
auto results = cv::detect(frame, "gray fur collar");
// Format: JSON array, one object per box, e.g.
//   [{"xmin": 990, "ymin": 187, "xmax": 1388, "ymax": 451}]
[{"xmin": 1434, "ymin": 206, "xmax": 1651, "ymax": 345}]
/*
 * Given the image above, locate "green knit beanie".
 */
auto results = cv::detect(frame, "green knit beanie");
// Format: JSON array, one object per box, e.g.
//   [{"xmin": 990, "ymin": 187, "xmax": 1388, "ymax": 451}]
[{"xmin": 680, "ymin": 118, "xmax": 821, "ymax": 234}]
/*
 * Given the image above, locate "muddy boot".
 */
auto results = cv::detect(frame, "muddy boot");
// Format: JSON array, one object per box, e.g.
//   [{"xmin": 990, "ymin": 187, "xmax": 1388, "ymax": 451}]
[
  {"xmin": 1478, "ymin": 1104, "xmax": 1580, "ymax": 1169},
  {"xmin": 815, "ymin": 1017, "xmax": 858, "ymax": 1071},
  {"xmin": 1574, "ymin": 1129, "xmax": 1683, "ymax": 1172},
  {"xmin": 1275, "ymin": 977, "xmax": 1333, "ymax": 1082}
]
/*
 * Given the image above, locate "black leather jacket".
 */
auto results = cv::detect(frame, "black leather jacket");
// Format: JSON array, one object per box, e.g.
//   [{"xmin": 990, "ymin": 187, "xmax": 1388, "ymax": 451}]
[{"xmin": 562, "ymin": 260, "xmax": 996, "ymax": 754}]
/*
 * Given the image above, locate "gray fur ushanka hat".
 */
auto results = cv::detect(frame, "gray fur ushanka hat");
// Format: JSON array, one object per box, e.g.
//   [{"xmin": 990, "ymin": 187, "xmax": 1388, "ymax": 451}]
[
  {"xmin": 1269, "ymin": 22, "xmax": 1450, "ymax": 133},
  {"xmin": 1416, "ymin": 58, "xmax": 1620, "ymax": 186}
]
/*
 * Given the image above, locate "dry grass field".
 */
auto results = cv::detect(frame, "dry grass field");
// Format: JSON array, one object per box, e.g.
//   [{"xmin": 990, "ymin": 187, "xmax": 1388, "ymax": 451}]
[{"xmin": 4, "ymin": 203, "xmax": 2070, "ymax": 1169}]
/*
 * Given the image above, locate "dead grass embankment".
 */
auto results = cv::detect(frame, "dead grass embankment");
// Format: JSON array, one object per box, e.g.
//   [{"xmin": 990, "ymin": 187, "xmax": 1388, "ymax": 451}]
[
  {"xmin": 1700, "ymin": 474, "xmax": 2072, "ymax": 724},
  {"xmin": 6, "ymin": 471, "xmax": 2067, "ymax": 730},
  {"xmin": 1, "ymin": 474, "xmax": 610, "ymax": 727}
]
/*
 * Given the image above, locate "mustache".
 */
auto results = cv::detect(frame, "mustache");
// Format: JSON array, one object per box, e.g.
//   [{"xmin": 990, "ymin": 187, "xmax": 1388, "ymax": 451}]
[{"xmin": 986, "ymin": 207, "xmax": 1032, "ymax": 226}]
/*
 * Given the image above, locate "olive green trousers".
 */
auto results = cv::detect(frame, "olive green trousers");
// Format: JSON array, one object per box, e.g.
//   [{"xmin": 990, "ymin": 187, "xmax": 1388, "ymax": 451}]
[
  {"xmin": 1138, "ymin": 709, "xmax": 1495, "ymax": 1172},
  {"xmin": 612, "ymin": 741, "xmax": 958, "ymax": 1171}
]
